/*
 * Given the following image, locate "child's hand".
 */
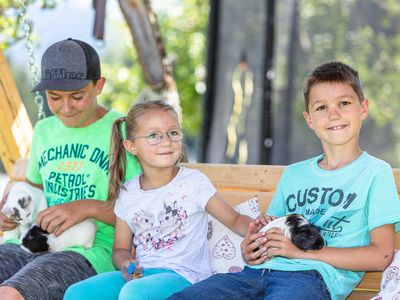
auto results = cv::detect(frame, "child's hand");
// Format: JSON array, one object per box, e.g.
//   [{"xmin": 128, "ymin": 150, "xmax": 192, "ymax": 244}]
[
  {"xmin": 264, "ymin": 228, "xmax": 307, "ymax": 259},
  {"xmin": 255, "ymin": 215, "xmax": 277, "ymax": 231},
  {"xmin": 0, "ymin": 193, "xmax": 18, "ymax": 231},
  {"xmin": 121, "ymin": 260, "xmax": 143, "ymax": 282},
  {"xmin": 0, "ymin": 212, "xmax": 17, "ymax": 231},
  {"xmin": 241, "ymin": 221, "xmax": 268, "ymax": 265},
  {"xmin": 241, "ymin": 215, "xmax": 281, "ymax": 265},
  {"xmin": 36, "ymin": 202, "xmax": 85, "ymax": 236},
  {"xmin": 121, "ymin": 260, "xmax": 134, "ymax": 282}
]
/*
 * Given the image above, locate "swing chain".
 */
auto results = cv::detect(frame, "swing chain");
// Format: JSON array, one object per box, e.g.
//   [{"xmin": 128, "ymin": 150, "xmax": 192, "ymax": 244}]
[{"xmin": 17, "ymin": 0, "xmax": 46, "ymax": 120}]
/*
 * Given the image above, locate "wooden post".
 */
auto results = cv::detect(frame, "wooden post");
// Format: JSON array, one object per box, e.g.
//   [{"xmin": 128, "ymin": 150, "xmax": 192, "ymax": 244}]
[
  {"xmin": 93, "ymin": 0, "xmax": 106, "ymax": 40},
  {"xmin": 0, "ymin": 49, "xmax": 33, "ymax": 177},
  {"xmin": 118, "ymin": 0, "xmax": 182, "ymax": 121}
]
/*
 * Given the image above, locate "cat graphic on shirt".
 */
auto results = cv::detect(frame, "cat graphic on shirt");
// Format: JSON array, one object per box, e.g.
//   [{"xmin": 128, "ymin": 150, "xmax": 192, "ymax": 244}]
[
  {"xmin": 131, "ymin": 202, "xmax": 188, "ymax": 251},
  {"xmin": 153, "ymin": 201, "xmax": 187, "ymax": 250},
  {"xmin": 131, "ymin": 210, "xmax": 156, "ymax": 251}
]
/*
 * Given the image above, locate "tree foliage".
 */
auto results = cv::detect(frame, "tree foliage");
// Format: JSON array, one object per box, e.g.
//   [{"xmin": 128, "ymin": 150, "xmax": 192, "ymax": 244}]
[
  {"xmin": 0, "ymin": 0, "xmax": 208, "ymax": 140},
  {"xmin": 158, "ymin": 0, "xmax": 208, "ymax": 136},
  {"xmin": 273, "ymin": 0, "xmax": 400, "ymax": 165},
  {"xmin": 100, "ymin": 0, "xmax": 208, "ymax": 137},
  {"xmin": 0, "ymin": 0, "xmax": 55, "ymax": 49},
  {"xmin": 3, "ymin": 0, "xmax": 400, "ymax": 165},
  {"xmin": 298, "ymin": 0, "xmax": 400, "ymax": 126}
]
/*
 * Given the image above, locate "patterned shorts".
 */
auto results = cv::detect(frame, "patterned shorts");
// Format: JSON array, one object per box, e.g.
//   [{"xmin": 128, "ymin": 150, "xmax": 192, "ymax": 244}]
[{"xmin": 0, "ymin": 243, "xmax": 96, "ymax": 300}]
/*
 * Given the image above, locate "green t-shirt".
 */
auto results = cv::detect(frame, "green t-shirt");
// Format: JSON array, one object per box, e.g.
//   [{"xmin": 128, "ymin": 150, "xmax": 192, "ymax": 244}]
[
  {"xmin": 24, "ymin": 109, "xmax": 141, "ymax": 273},
  {"xmin": 256, "ymin": 152, "xmax": 400, "ymax": 300}
]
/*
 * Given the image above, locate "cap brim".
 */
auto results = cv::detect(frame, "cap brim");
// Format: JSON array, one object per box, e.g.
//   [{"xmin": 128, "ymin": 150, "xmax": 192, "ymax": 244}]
[{"xmin": 31, "ymin": 79, "xmax": 92, "ymax": 92}]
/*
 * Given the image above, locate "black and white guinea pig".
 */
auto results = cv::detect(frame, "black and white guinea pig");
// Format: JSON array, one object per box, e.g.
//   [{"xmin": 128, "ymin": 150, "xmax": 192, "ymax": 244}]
[
  {"xmin": 21, "ymin": 225, "xmax": 51, "ymax": 253},
  {"xmin": 20, "ymin": 219, "xmax": 97, "ymax": 253},
  {"xmin": 259, "ymin": 214, "xmax": 324, "ymax": 251}
]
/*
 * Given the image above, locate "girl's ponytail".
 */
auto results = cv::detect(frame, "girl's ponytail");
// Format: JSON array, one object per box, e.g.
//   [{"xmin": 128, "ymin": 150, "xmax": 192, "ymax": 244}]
[{"xmin": 107, "ymin": 117, "xmax": 127, "ymax": 202}]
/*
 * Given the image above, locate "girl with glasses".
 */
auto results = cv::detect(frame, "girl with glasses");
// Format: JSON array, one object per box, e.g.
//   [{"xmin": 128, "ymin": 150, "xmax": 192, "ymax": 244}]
[{"xmin": 64, "ymin": 100, "xmax": 253, "ymax": 300}]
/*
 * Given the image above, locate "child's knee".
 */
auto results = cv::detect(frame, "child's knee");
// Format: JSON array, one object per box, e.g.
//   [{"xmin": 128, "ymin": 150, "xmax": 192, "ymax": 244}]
[
  {"xmin": 0, "ymin": 286, "xmax": 24, "ymax": 300},
  {"xmin": 119, "ymin": 281, "xmax": 147, "ymax": 300},
  {"xmin": 63, "ymin": 283, "xmax": 85, "ymax": 300}
]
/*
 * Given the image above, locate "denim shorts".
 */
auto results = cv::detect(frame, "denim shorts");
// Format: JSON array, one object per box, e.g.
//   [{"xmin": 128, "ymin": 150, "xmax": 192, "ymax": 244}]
[{"xmin": 168, "ymin": 266, "xmax": 331, "ymax": 300}]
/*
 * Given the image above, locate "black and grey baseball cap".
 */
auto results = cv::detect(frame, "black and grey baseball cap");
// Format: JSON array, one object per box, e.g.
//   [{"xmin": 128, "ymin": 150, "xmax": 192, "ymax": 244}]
[{"xmin": 32, "ymin": 38, "xmax": 101, "ymax": 92}]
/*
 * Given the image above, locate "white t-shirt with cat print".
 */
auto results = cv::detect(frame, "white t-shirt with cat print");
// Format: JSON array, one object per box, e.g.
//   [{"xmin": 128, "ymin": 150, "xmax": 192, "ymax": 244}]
[
  {"xmin": 114, "ymin": 166, "xmax": 217, "ymax": 284},
  {"xmin": 371, "ymin": 251, "xmax": 400, "ymax": 300}
]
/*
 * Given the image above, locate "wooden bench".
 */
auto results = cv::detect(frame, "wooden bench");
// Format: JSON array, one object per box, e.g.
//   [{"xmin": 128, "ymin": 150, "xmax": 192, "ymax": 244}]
[{"xmin": 4, "ymin": 159, "xmax": 400, "ymax": 299}]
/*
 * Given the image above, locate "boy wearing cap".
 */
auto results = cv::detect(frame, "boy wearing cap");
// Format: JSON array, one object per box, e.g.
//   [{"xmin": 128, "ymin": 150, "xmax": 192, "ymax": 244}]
[{"xmin": 0, "ymin": 38, "xmax": 141, "ymax": 300}]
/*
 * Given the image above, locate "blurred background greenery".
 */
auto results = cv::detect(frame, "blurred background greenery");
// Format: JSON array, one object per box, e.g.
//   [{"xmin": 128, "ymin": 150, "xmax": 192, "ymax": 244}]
[
  {"xmin": 0, "ymin": 0, "xmax": 208, "ymax": 135},
  {"xmin": 272, "ymin": 0, "xmax": 400, "ymax": 165},
  {"xmin": 1, "ymin": 0, "xmax": 400, "ymax": 167}
]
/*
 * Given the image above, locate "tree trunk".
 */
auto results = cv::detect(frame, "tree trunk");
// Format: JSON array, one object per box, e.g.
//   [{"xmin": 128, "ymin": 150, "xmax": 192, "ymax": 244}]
[{"xmin": 118, "ymin": 0, "xmax": 182, "ymax": 120}]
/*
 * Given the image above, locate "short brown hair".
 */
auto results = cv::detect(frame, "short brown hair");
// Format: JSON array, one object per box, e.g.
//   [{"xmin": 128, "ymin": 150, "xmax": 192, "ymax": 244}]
[{"xmin": 303, "ymin": 61, "xmax": 364, "ymax": 112}]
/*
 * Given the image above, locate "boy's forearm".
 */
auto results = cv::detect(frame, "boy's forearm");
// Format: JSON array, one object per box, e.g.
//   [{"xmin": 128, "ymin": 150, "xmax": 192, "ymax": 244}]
[
  {"xmin": 75, "ymin": 199, "xmax": 116, "ymax": 225},
  {"xmin": 301, "ymin": 225, "xmax": 395, "ymax": 271},
  {"xmin": 301, "ymin": 245, "xmax": 393, "ymax": 271}
]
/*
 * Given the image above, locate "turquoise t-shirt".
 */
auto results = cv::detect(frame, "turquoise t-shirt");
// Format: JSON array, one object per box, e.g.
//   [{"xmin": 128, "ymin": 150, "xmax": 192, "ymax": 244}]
[
  {"xmin": 254, "ymin": 152, "xmax": 400, "ymax": 300},
  {"xmin": 23, "ymin": 109, "xmax": 141, "ymax": 273}
]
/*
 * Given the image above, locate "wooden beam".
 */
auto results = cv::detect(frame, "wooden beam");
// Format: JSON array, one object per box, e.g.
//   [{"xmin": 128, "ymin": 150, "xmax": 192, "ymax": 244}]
[
  {"xmin": 118, "ymin": 0, "xmax": 182, "ymax": 121},
  {"xmin": 93, "ymin": 0, "xmax": 106, "ymax": 40},
  {"xmin": 118, "ymin": 0, "xmax": 164, "ymax": 88},
  {"xmin": 0, "ymin": 49, "xmax": 33, "ymax": 176}
]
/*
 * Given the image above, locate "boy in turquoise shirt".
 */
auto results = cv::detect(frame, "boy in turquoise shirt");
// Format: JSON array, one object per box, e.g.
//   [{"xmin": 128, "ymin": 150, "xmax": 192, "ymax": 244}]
[
  {"xmin": 0, "ymin": 38, "xmax": 141, "ymax": 300},
  {"xmin": 169, "ymin": 61, "xmax": 400, "ymax": 300}
]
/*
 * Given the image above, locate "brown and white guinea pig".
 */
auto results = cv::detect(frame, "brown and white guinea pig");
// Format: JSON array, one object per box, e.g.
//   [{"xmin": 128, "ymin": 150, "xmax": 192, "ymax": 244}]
[
  {"xmin": 21, "ymin": 219, "xmax": 97, "ymax": 253},
  {"xmin": 259, "ymin": 214, "xmax": 324, "ymax": 251}
]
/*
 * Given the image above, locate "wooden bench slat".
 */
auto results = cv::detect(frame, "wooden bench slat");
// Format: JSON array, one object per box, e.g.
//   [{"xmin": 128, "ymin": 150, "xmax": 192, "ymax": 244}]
[
  {"xmin": 184, "ymin": 163, "xmax": 284, "ymax": 191},
  {"xmin": 354, "ymin": 272, "xmax": 381, "ymax": 290},
  {"xmin": 347, "ymin": 290, "xmax": 378, "ymax": 299}
]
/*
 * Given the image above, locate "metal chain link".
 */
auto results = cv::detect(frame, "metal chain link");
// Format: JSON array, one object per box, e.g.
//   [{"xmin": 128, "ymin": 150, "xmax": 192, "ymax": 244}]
[{"xmin": 17, "ymin": 0, "xmax": 46, "ymax": 120}]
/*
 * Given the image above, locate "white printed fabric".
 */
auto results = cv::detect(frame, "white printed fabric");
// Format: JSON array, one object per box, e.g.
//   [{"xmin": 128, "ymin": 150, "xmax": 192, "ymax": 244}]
[
  {"xmin": 207, "ymin": 197, "xmax": 259, "ymax": 274},
  {"xmin": 371, "ymin": 251, "xmax": 400, "ymax": 300}
]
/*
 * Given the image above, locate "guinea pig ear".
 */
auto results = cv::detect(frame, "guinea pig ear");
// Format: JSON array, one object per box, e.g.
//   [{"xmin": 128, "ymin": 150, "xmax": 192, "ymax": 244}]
[{"xmin": 18, "ymin": 196, "xmax": 31, "ymax": 209}]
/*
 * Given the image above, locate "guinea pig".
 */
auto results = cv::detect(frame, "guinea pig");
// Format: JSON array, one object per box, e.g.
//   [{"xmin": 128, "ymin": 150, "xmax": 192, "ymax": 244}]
[
  {"xmin": 259, "ymin": 214, "xmax": 324, "ymax": 251},
  {"xmin": 20, "ymin": 219, "xmax": 97, "ymax": 253}
]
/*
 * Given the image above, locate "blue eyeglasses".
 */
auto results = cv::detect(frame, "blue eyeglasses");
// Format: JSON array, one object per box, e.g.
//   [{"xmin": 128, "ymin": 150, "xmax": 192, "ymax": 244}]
[{"xmin": 133, "ymin": 128, "xmax": 184, "ymax": 145}]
